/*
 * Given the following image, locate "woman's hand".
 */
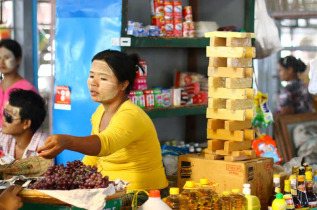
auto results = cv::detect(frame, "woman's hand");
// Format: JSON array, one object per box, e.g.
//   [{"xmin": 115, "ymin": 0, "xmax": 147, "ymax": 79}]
[
  {"xmin": 0, "ymin": 185, "xmax": 23, "ymax": 210},
  {"xmin": 38, "ymin": 135, "xmax": 70, "ymax": 159}
]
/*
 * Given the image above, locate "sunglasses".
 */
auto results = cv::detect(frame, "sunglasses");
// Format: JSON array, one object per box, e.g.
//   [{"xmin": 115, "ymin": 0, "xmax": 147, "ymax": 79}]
[{"xmin": 3, "ymin": 110, "xmax": 21, "ymax": 124}]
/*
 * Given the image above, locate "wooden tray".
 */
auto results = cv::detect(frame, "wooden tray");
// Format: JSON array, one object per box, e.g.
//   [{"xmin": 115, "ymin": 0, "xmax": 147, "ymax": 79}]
[{"xmin": 19, "ymin": 188, "xmax": 126, "ymax": 205}]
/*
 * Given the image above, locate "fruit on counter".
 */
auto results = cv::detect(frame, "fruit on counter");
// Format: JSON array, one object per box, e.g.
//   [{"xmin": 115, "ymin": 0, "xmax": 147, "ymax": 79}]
[{"xmin": 29, "ymin": 160, "xmax": 113, "ymax": 190}]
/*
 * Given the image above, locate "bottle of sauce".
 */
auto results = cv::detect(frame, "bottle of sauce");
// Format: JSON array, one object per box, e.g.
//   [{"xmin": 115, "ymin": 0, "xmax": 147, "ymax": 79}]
[
  {"xmin": 289, "ymin": 175, "xmax": 302, "ymax": 209},
  {"xmin": 268, "ymin": 174, "xmax": 281, "ymax": 210},
  {"xmin": 297, "ymin": 167, "xmax": 309, "ymax": 209},
  {"xmin": 305, "ymin": 171, "xmax": 317, "ymax": 208},
  {"xmin": 283, "ymin": 179, "xmax": 295, "ymax": 210}
]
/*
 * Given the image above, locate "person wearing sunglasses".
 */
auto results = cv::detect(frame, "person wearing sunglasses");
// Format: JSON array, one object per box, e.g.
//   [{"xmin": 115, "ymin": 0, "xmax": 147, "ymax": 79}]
[
  {"xmin": 0, "ymin": 39, "xmax": 38, "ymax": 128},
  {"xmin": 0, "ymin": 89, "xmax": 48, "ymax": 163}
]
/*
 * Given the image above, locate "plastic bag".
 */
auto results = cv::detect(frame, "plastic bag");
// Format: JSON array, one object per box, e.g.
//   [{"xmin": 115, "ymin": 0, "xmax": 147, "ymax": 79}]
[
  {"xmin": 254, "ymin": 0, "xmax": 282, "ymax": 59},
  {"xmin": 252, "ymin": 135, "xmax": 283, "ymax": 164},
  {"xmin": 161, "ymin": 145, "xmax": 188, "ymax": 176},
  {"xmin": 308, "ymin": 57, "xmax": 317, "ymax": 95}
]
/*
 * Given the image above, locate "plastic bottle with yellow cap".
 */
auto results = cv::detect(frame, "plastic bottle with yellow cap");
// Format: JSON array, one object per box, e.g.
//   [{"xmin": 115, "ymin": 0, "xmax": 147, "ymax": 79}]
[
  {"xmin": 197, "ymin": 178, "xmax": 218, "ymax": 210},
  {"xmin": 180, "ymin": 181, "xmax": 202, "ymax": 210},
  {"xmin": 231, "ymin": 189, "xmax": 247, "ymax": 210},
  {"xmin": 222, "ymin": 191, "xmax": 236, "ymax": 210},
  {"xmin": 165, "ymin": 187, "xmax": 188, "ymax": 210},
  {"xmin": 242, "ymin": 183, "xmax": 261, "ymax": 210}
]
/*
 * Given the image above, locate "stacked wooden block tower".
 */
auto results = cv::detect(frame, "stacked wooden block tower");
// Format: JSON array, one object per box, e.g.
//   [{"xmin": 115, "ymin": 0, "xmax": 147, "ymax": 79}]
[{"xmin": 204, "ymin": 31, "xmax": 257, "ymax": 161}]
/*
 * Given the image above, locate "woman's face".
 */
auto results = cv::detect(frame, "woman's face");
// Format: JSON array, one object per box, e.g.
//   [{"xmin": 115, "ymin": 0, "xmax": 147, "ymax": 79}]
[
  {"xmin": 0, "ymin": 47, "xmax": 19, "ymax": 74},
  {"xmin": 87, "ymin": 60, "xmax": 120, "ymax": 103},
  {"xmin": 278, "ymin": 64, "xmax": 293, "ymax": 81}
]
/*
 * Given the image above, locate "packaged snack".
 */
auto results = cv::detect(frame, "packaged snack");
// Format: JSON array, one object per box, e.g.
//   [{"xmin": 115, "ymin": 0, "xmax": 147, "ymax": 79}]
[
  {"xmin": 174, "ymin": 71, "xmax": 205, "ymax": 88},
  {"xmin": 252, "ymin": 135, "xmax": 282, "ymax": 164},
  {"xmin": 252, "ymin": 91, "xmax": 274, "ymax": 128}
]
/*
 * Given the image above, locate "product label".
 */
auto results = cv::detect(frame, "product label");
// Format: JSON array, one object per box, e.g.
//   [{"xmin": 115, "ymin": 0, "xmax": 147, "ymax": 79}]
[
  {"xmin": 180, "ymin": 161, "xmax": 192, "ymax": 178},
  {"xmin": 283, "ymin": 194, "xmax": 295, "ymax": 209}
]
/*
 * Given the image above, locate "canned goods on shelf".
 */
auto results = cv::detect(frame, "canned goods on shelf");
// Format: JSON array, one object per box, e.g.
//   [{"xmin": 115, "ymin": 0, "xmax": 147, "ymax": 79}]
[
  {"xmin": 183, "ymin": 6, "xmax": 193, "ymax": 22},
  {"xmin": 151, "ymin": 0, "xmax": 164, "ymax": 16},
  {"xmin": 164, "ymin": 1, "xmax": 173, "ymax": 18},
  {"xmin": 173, "ymin": 1, "xmax": 182, "ymax": 18}
]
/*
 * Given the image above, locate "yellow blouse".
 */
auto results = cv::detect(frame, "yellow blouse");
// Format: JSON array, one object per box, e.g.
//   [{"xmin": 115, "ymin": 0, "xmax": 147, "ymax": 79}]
[{"xmin": 82, "ymin": 100, "xmax": 168, "ymax": 191}]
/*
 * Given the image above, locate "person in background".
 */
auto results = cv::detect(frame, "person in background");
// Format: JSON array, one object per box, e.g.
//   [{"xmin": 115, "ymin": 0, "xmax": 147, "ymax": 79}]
[
  {"xmin": 38, "ymin": 50, "xmax": 168, "ymax": 206},
  {"xmin": 276, "ymin": 55, "xmax": 314, "ymax": 115},
  {"xmin": 0, "ymin": 39, "xmax": 38, "ymax": 127},
  {"xmin": 0, "ymin": 185, "xmax": 23, "ymax": 210},
  {"xmin": 0, "ymin": 89, "xmax": 48, "ymax": 163}
]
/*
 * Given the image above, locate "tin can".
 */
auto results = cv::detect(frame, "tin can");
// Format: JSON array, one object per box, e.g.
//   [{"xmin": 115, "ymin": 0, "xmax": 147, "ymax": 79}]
[
  {"xmin": 135, "ymin": 90, "xmax": 145, "ymax": 108},
  {"xmin": 153, "ymin": 89, "xmax": 163, "ymax": 107},
  {"xmin": 173, "ymin": 18, "xmax": 182, "ymax": 37},
  {"xmin": 137, "ymin": 60, "xmax": 147, "ymax": 78},
  {"xmin": 173, "ymin": 1, "xmax": 182, "ymax": 18},
  {"xmin": 162, "ymin": 89, "xmax": 172, "ymax": 107},
  {"xmin": 151, "ymin": 16, "xmax": 165, "ymax": 36},
  {"xmin": 183, "ymin": 6, "xmax": 193, "ymax": 22},
  {"xmin": 165, "ymin": 18, "xmax": 174, "ymax": 37},
  {"xmin": 143, "ymin": 90, "xmax": 155, "ymax": 108},
  {"xmin": 129, "ymin": 90, "xmax": 138, "ymax": 105},
  {"xmin": 151, "ymin": 0, "xmax": 164, "ymax": 16},
  {"xmin": 164, "ymin": 1, "xmax": 173, "ymax": 18},
  {"xmin": 183, "ymin": 22, "xmax": 190, "ymax": 37}
]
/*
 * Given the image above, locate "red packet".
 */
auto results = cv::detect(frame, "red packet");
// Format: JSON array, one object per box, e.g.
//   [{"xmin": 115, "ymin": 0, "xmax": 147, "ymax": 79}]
[{"xmin": 252, "ymin": 135, "xmax": 283, "ymax": 164}]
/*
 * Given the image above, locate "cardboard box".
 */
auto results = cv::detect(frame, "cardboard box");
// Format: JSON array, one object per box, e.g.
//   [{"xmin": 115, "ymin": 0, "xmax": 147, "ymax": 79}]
[{"xmin": 178, "ymin": 154, "xmax": 273, "ymax": 209}]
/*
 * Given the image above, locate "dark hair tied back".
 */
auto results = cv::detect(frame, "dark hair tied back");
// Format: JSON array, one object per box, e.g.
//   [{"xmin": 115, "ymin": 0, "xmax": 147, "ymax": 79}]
[
  {"xmin": 92, "ymin": 50, "xmax": 142, "ymax": 94},
  {"xmin": 279, "ymin": 55, "xmax": 307, "ymax": 74}
]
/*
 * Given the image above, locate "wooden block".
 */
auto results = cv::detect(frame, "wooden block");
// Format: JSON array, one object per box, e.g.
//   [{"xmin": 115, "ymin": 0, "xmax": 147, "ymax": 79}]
[
  {"xmin": 245, "ymin": 129, "xmax": 255, "ymax": 140},
  {"xmin": 216, "ymin": 150, "xmax": 231, "ymax": 156},
  {"xmin": 206, "ymin": 47, "xmax": 256, "ymax": 58},
  {"xmin": 205, "ymin": 31, "xmax": 255, "ymax": 38},
  {"xmin": 208, "ymin": 67, "xmax": 253, "ymax": 78},
  {"xmin": 207, "ymin": 108, "xmax": 246, "ymax": 121},
  {"xmin": 207, "ymin": 119, "xmax": 225, "ymax": 130},
  {"xmin": 207, "ymin": 129, "xmax": 244, "ymax": 141},
  {"xmin": 225, "ymin": 150, "xmax": 256, "ymax": 161},
  {"xmin": 210, "ymin": 36, "xmax": 226, "ymax": 46},
  {"xmin": 208, "ymin": 98, "xmax": 226, "ymax": 109},
  {"xmin": 226, "ymin": 37, "xmax": 252, "ymax": 47},
  {"xmin": 225, "ymin": 120, "xmax": 252, "ymax": 131},
  {"xmin": 225, "ymin": 78, "xmax": 253, "ymax": 89},
  {"xmin": 209, "ymin": 57, "xmax": 227, "ymax": 67},
  {"xmin": 207, "ymin": 139, "xmax": 225, "ymax": 151},
  {"xmin": 247, "ymin": 88, "xmax": 255, "ymax": 99},
  {"xmin": 208, "ymin": 87, "xmax": 248, "ymax": 99},
  {"xmin": 208, "ymin": 77, "xmax": 225, "ymax": 88},
  {"xmin": 224, "ymin": 141, "xmax": 252, "ymax": 152},
  {"xmin": 226, "ymin": 99, "xmax": 253, "ymax": 110},
  {"xmin": 227, "ymin": 58, "xmax": 253, "ymax": 68},
  {"xmin": 245, "ymin": 68, "xmax": 254, "ymax": 78},
  {"xmin": 204, "ymin": 153, "xmax": 224, "ymax": 160},
  {"xmin": 246, "ymin": 109, "xmax": 255, "ymax": 120}
]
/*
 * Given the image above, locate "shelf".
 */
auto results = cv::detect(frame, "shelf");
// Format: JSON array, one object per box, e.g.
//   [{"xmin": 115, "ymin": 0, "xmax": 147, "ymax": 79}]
[
  {"xmin": 270, "ymin": 11, "xmax": 317, "ymax": 19},
  {"xmin": 121, "ymin": 36, "xmax": 209, "ymax": 48},
  {"xmin": 144, "ymin": 104, "xmax": 207, "ymax": 119}
]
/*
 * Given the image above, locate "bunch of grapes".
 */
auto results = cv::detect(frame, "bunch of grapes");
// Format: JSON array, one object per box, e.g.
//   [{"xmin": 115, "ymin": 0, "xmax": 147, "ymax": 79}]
[{"xmin": 29, "ymin": 160, "xmax": 114, "ymax": 190}]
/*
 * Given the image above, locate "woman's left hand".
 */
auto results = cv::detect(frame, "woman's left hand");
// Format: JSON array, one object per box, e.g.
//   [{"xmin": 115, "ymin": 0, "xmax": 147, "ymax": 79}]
[{"xmin": 38, "ymin": 135, "xmax": 70, "ymax": 159}]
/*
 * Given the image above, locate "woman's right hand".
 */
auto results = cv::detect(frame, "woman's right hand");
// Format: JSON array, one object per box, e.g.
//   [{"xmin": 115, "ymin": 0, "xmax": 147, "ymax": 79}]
[{"xmin": 38, "ymin": 135, "xmax": 70, "ymax": 159}]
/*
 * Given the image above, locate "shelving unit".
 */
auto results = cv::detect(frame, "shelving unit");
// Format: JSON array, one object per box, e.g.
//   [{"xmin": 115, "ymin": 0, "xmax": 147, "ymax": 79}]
[
  {"xmin": 121, "ymin": 36, "xmax": 209, "ymax": 48},
  {"xmin": 144, "ymin": 104, "xmax": 207, "ymax": 119},
  {"xmin": 270, "ymin": 11, "xmax": 317, "ymax": 19}
]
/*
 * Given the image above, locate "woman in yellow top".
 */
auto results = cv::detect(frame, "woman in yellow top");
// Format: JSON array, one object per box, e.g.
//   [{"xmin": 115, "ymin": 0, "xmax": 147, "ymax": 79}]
[{"xmin": 38, "ymin": 49, "xmax": 168, "ymax": 205}]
